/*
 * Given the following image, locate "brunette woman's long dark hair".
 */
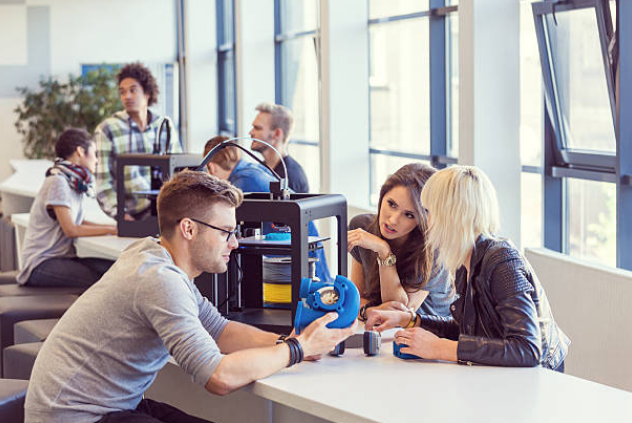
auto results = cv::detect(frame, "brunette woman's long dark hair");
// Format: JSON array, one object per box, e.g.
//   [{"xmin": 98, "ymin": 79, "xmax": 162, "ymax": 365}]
[{"xmin": 366, "ymin": 163, "xmax": 436, "ymax": 298}]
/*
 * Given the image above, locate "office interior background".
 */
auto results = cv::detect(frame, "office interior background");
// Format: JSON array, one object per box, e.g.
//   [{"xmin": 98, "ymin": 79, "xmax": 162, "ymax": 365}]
[{"xmin": 0, "ymin": 0, "xmax": 630, "ymax": 393}]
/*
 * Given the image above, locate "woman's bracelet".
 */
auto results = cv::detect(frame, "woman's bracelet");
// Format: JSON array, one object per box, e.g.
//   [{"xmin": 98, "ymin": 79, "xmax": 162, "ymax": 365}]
[{"xmin": 404, "ymin": 308, "xmax": 418, "ymax": 329}]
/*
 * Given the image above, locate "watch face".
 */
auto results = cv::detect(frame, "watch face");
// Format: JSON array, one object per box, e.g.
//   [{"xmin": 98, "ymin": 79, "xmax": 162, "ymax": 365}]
[{"xmin": 317, "ymin": 287, "xmax": 340, "ymax": 305}]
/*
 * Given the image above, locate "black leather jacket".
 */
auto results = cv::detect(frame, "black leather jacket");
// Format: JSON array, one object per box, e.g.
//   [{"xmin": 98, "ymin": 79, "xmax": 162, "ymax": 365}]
[{"xmin": 418, "ymin": 235, "xmax": 570, "ymax": 369}]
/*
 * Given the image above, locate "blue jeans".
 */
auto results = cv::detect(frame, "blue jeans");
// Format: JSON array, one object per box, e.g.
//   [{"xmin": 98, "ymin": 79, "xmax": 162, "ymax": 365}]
[{"xmin": 28, "ymin": 257, "xmax": 114, "ymax": 288}]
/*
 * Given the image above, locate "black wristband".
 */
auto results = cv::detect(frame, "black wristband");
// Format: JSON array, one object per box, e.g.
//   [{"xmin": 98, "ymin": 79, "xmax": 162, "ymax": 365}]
[
  {"xmin": 276, "ymin": 334, "xmax": 288, "ymax": 345},
  {"xmin": 285, "ymin": 338, "xmax": 296, "ymax": 367},
  {"xmin": 285, "ymin": 337, "xmax": 304, "ymax": 366}
]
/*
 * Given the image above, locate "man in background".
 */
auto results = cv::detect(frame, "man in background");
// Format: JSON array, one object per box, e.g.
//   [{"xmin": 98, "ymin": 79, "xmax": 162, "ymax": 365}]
[
  {"xmin": 95, "ymin": 62, "xmax": 181, "ymax": 221},
  {"xmin": 249, "ymin": 102, "xmax": 310, "ymax": 193}
]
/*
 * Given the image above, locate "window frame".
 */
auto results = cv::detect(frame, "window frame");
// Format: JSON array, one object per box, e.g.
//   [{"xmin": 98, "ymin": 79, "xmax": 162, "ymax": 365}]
[
  {"xmin": 367, "ymin": 1, "xmax": 458, "ymax": 205},
  {"xmin": 217, "ymin": 0, "xmax": 237, "ymax": 136},
  {"xmin": 274, "ymin": 0, "xmax": 320, "ymax": 148},
  {"xmin": 531, "ymin": 0, "xmax": 617, "ymax": 178}
]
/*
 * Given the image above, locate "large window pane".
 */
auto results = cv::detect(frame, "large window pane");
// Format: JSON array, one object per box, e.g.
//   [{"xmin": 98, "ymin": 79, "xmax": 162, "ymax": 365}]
[
  {"xmin": 280, "ymin": 37, "xmax": 319, "ymax": 142},
  {"xmin": 279, "ymin": 0, "xmax": 318, "ymax": 33},
  {"xmin": 520, "ymin": 0, "xmax": 542, "ymax": 167},
  {"xmin": 287, "ymin": 144, "xmax": 319, "ymax": 193},
  {"xmin": 545, "ymin": 8, "xmax": 615, "ymax": 151},
  {"xmin": 369, "ymin": 0, "xmax": 429, "ymax": 20},
  {"xmin": 369, "ymin": 19, "xmax": 430, "ymax": 155},
  {"xmin": 447, "ymin": 11, "xmax": 459, "ymax": 158},
  {"xmin": 521, "ymin": 172, "xmax": 543, "ymax": 249},
  {"xmin": 370, "ymin": 154, "xmax": 429, "ymax": 205},
  {"xmin": 568, "ymin": 178, "xmax": 616, "ymax": 267}
]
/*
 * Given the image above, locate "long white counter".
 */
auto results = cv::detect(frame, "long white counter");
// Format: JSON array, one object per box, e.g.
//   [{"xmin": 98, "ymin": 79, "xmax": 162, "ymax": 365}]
[{"xmin": 145, "ymin": 331, "xmax": 632, "ymax": 423}]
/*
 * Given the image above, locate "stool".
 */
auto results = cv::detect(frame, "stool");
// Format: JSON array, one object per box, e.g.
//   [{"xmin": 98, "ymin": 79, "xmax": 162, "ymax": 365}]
[
  {"xmin": 14, "ymin": 319, "xmax": 59, "ymax": 344},
  {"xmin": 0, "ymin": 378, "xmax": 28, "ymax": 422},
  {"xmin": 0, "ymin": 284, "xmax": 85, "ymax": 297},
  {"xmin": 3, "ymin": 342, "xmax": 43, "ymax": 380},
  {"xmin": 0, "ymin": 295, "xmax": 77, "ymax": 376},
  {"xmin": 0, "ymin": 272, "xmax": 18, "ymax": 285}
]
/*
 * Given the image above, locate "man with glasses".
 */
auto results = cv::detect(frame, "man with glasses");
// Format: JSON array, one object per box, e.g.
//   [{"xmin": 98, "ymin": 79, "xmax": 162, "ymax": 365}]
[{"xmin": 25, "ymin": 170, "xmax": 355, "ymax": 423}]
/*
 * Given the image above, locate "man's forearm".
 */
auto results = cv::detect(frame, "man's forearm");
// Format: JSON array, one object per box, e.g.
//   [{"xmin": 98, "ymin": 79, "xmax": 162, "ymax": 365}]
[
  {"xmin": 217, "ymin": 321, "xmax": 279, "ymax": 353},
  {"xmin": 206, "ymin": 343, "xmax": 290, "ymax": 395}
]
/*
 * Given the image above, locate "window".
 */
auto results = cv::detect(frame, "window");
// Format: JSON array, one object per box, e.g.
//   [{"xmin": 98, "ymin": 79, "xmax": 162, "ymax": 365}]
[
  {"xmin": 275, "ymin": 0, "xmax": 320, "ymax": 192},
  {"xmin": 368, "ymin": 1, "xmax": 458, "ymax": 204},
  {"xmin": 217, "ymin": 0, "xmax": 237, "ymax": 135},
  {"xmin": 528, "ymin": 0, "xmax": 624, "ymax": 268}
]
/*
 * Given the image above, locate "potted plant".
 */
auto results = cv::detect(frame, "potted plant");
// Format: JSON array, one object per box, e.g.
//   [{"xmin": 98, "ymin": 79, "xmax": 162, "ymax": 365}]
[{"xmin": 14, "ymin": 66, "xmax": 121, "ymax": 159}]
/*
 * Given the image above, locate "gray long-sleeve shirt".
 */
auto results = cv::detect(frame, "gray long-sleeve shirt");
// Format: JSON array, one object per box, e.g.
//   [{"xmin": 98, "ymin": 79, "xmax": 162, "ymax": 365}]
[{"xmin": 25, "ymin": 237, "xmax": 229, "ymax": 423}]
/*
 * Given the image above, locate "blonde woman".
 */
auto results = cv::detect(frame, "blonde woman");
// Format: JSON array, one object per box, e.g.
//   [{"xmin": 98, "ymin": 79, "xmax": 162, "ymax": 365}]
[{"xmin": 366, "ymin": 166, "xmax": 570, "ymax": 371}]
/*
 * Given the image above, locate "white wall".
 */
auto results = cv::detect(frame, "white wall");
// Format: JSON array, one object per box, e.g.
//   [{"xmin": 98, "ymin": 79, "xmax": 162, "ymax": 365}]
[
  {"xmin": 526, "ymin": 248, "xmax": 632, "ymax": 392},
  {"xmin": 0, "ymin": 0, "xmax": 182, "ymax": 186},
  {"xmin": 459, "ymin": 0, "xmax": 522, "ymax": 246}
]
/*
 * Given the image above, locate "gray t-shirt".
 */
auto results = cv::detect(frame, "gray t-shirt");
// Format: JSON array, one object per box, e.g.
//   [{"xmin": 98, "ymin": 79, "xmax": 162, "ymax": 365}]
[
  {"xmin": 17, "ymin": 174, "xmax": 85, "ymax": 285},
  {"xmin": 25, "ymin": 237, "xmax": 229, "ymax": 423},
  {"xmin": 349, "ymin": 213, "xmax": 453, "ymax": 317}
]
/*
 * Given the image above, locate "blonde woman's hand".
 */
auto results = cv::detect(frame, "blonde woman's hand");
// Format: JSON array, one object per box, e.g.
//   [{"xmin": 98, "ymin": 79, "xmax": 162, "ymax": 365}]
[
  {"xmin": 394, "ymin": 327, "xmax": 442, "ymax": 360},
  {"xmin": 347, "ymin": 228, "xmax": 390, "ymax": 258}
]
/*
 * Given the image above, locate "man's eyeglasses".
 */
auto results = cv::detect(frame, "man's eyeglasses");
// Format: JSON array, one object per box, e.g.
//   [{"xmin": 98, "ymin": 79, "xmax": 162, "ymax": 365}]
[{"xmin": 184, "ymin": 217, "xmax": 238, "ymax": 242}]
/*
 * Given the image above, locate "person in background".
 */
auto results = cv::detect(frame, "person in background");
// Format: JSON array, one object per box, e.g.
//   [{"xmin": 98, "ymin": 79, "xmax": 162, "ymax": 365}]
[
  {"xmin": 95, "ymin": 62, "xmax": 181, "ymax": 221},
  {"xmin": 204, "ymin": 136, "xmax": 332, "ymax": 282},
  {"xmin": 17, "ymin": 128, "xmax": 117, "ymax": 288},
  {"xmin": 366, "ymin": 165, "xmax": 570, "ymax": 370},
  {"xmin": 25, "ymin": 170, "xmax": 355, "ymax": 423},
  {"xmin": 348, "ymin": 163, "xmax": 452, "ymax": 323},
  {"xmin": 204, "ymin": 135, "xmax": 277, "ymax": 193},
  {"xmin": 249, "ymin": 102, "xmax": 310, "ymax": 193}
]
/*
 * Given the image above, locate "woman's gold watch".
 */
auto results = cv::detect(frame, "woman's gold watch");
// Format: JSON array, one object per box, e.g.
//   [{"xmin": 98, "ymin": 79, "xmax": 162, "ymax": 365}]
[
  {"xmin": 404, "ymin": 308, "xmax": 418, "ymax": 328},
  {"xmin": 376, "ymin": 252, "xmax": 397, "ymax": 267}
]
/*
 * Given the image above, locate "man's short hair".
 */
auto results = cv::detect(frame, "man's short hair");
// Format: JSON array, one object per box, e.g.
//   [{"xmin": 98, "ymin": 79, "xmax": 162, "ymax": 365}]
[
  {"xmin": 255, "ymin": 102, "xmax": 294, "ymax": 144},
  {"xmin": 55, "ymin": 128, "xmax": 93, "ymax": 160},
  {"xmin": 203, "ymin": 136, "xmax": 241, "ymax": 171},
  {"xmin": 157, "ymin": 170, "xmax": 243, "ymax": 239},
  {"xmin": 117, "ymin": 62, "xmax": 159, "ymax": 106}
]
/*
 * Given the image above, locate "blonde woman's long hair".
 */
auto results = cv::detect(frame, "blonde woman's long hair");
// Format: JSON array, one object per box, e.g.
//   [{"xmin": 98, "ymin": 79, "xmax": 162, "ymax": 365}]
[{"xmin": 420, "ymin": 166, "xmax": 500, "ymax": 277}]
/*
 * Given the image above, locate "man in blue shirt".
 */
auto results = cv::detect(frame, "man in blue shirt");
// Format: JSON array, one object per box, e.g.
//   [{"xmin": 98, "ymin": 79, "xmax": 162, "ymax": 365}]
[{"xmin": 204, "ymin": 136, "xmax": 331, "ymax": 282}]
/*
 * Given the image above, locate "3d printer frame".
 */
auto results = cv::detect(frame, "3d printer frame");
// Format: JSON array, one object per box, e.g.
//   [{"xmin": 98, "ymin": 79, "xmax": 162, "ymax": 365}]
[
  {"xmin": 115, "ymin": 153, "xmax": 201, "ymax": 237},
  {"xmin": 223, "ymin": 192, "xmax": 348, "ymax": 333}
]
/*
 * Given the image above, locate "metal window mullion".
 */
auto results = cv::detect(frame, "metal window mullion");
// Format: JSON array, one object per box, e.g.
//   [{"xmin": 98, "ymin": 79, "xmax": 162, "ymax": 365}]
[
  {"xmin": 543, "ymin": 108, "xmax": 566, "ymax": 253},
  {"xmin": 617, "ymin": 0, "xmax": 632, "ymax": 270},
  {"xmin": 429, "ymin": 0, "xmax": 447, "ymax": 169}
]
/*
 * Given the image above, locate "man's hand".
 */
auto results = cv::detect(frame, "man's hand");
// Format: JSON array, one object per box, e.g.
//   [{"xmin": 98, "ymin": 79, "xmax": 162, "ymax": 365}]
[
  {"xmin": 364, "ymin": 309, "xmax": 410, "ymax": 332},
  {"xmin": 296, "ymin": 313, "xmax": 357, "ymax": 357},
  {"xmin": 347, "ymin": 228, "xmax": 390, "ymax": 259},
  {"xmin": 124, "ymin": 213, "xmax": 135, "ymax": 222}
]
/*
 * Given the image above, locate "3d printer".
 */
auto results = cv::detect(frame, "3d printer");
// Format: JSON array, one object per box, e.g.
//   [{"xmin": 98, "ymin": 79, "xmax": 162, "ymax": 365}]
[{"xmin": 199, "ymin": 138, "xmax": 349, "ymax": 332}]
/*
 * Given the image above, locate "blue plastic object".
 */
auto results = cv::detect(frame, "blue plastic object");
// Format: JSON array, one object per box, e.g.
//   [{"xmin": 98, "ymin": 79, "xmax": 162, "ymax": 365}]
[
  {"xmin": 294, "ymin": 275, "xmax": 360, "ymax": 335},
  {"xmin": 264, "ymin": 232, "xmax": 292, "ymax": 241},
  {"xmin": 392, "ymin": 341, "xmax": 421, "ymax": 360}
]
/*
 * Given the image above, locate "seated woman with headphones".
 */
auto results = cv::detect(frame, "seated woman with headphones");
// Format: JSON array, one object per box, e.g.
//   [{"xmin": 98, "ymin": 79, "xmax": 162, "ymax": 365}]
[{"xmin": 17, "ymin": 129, "xmax": 117, "ymax": 288}]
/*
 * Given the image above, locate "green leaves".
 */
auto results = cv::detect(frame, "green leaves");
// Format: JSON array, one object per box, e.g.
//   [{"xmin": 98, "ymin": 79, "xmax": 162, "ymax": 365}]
[{"xmin": 14, "ymin": 66, "xmax": 122, "ymax": 159}]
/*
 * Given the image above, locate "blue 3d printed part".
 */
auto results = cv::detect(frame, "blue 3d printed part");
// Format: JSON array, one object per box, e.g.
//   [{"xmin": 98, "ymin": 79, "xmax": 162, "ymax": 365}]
[
  {"xmin": 294, "ymin": 275, "xmax": 360, "ymax": 335},
  {"xmin": 392, "ymin": 341, "xmax": 421, "ymax": 360}
]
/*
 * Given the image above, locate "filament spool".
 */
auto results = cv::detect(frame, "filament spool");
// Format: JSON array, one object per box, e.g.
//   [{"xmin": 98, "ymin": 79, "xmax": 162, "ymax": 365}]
[{"xmin": 262, "ymin": 256, "xmax": 317, "ymax": 308}]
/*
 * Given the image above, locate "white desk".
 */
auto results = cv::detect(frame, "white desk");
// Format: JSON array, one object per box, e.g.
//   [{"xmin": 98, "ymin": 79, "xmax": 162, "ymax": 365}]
[
  {"xmin": 11, "ymin": 213, "xmax": 135, "ymax": 265},
  {"xmin": 145, "ymin": 331, "xmax": 632, "ymax": 423}
]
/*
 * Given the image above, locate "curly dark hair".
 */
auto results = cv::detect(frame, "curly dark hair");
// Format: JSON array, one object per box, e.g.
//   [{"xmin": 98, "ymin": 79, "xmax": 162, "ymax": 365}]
[{"xmin": 116, "ymin": 62, "xmax": 159, "ymax": 106}]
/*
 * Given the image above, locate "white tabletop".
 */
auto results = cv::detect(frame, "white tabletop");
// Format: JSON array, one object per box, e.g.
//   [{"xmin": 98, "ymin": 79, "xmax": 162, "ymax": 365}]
[{"xmin": 247, "ymin": 333, "xmax": 632, "ymax": 423}]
